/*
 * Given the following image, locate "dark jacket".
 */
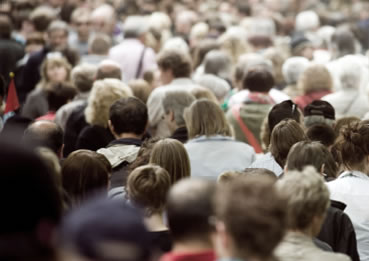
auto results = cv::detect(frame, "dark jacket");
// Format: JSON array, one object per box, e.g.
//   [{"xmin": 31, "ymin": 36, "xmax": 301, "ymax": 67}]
[
  {"xmin": 76, "ymin": 125, "xmax": 114, "ymax": 152},
  {"xmin": 170, "ymin": 126, "xmax": 188, "ymax": 144},
  {"xmin": 0, "ymin": 38, "xmax": 24, "ymax": 85},
  {"xmin": 63, "ymin": 102, "xmax": 88, "ymax": 157},
  {"xmin": 97, "ymin": 138, "xmax": 142, "ymax": 188},
  {"xmin": 318, "ymin": 200, "xmax": 359, "ymax": 261}
]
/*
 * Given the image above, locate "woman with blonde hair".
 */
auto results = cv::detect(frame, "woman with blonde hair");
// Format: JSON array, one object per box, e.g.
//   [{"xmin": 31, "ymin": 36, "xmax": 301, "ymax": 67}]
[
  {"xmin": 76, "ymin": 79, "xmax": 132, "ymax": 151},
  {"xmin": 149, "ymin": 138, "xmax": 190, "ymax": 185},
  {"xmin": 184, "ymin": 99, "xmax": 255, "ymax": 180},
  {"xmin": 22, "ymin": 55, "xmax": 72, "ymax": 119}
]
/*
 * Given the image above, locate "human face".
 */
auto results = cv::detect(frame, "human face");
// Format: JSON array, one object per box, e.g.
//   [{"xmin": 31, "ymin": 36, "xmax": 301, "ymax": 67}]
[
  {"xmin": 75, "ymin": 16, "xmax": 91, "ymax": 40},
  {"xmin": 48, "ymin": 29, "xmax": 68, "ymax": 51},
  {"xmin": 47, "ymin": 64, "xmax": 68, "ymax": 83}
]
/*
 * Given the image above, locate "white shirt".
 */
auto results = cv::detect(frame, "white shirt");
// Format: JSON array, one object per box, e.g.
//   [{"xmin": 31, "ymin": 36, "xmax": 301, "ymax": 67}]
[
  {"xmin": 248, "ymin": 152, "xmax": 283, "ymax": 176},
  {"xmin": 228, "ymin": 89, "xmax": 290, "ymax": 108},
  {"xmin": 185, "ymin": 135, "xmax": 256, "ymax": 180},
  {"xmin": 327, "ymin": 170, "xmax": 369, "ymax": 261}
]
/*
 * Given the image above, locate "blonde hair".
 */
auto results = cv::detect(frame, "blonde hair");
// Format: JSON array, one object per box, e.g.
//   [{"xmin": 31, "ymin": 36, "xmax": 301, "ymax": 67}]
[
  {"xmin": 149, "ymin": 138, "xmax": 191, "ymax": 184},
  {"xmin": 277, "ymin": 166, "xmax": 330, "ymax": 230},
  {"xmin": 190, "ymin": 86, "xmax": 219, "ymax": 104},
  {"xmin": 84, "ymin": 79, "xmax": 132, "ymax": 127},
  {"xmin": 39, "ymin": 56, "xmax": 72, "ymax": 90},
  {"xmin": 298, "ymin": 64, "xmax": 333, "ymax": 94},
  {"xmin": 184, "ymin": 99, "xmax": 231, "ymax": 139},
  {"xmin": 128, "ymin": 79, "xmax": 152, "ymax": 104}
]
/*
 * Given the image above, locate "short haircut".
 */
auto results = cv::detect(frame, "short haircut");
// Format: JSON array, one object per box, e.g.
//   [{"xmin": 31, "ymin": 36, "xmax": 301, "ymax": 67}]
[
  {"xmin": 47, "ymin": 20, "xmax": 69, "ymax": 35},
  {"xmin": 277, "ymin": 167, "xmax": 330, "ymax": 231},
  {"xmin": 127, "ymin": 164, "xmax": 171, "ymax": 215},
  {"xmin": 109, "ymin": 97, "xmax": 148, "ymax": 136},
  {"xmin": 128, "ymin": 79, "xmax": 152, "ymax": 104},
  {"xmin": 62, "ymin": 150, "xmax": 111, "ymax": 204},
  {"xmin": 215, "ymin": 176, "xmax": 287, "ymax": 259},
  {"xmin": 196, "ymin": 74, "xmax": 230, "ymax": 102},
  {"xmin": 88, "ymin": 33, "xmax": 112, "ymax": 55},
  {"xmin": 306, "ymin": 124, "xmax": 336, "ymax": 147},
  {"xmin": 96, "ymin": 60, "xmax": 122, "ymax": 80},
  {"xmin": 23, "ymin": 121, "xmax": 64, "ymax": 154},
  {"xmin": 0, "ymin": 15, "xmax": 12, "ymax": 39},
  {"xmin": 297, "ymin": 64, "xmax": 332, "ymax": 94},
  {"xmin": 268, "ymin": 100, "xmax": 301, "ymax": 134},
  {"xmin": 190, "ymin": 86, "xmax": 218, "ymax": 104},
  {"xmin": 167, "ymin": 178, "xmax": 216, "ymax": 242},
  {"xmin": 149, "ymin": 138, "xmax": 191, "ymax": 184},
  {"xmin": 184, "ymin": 99, "xmax": 231, "ymax": 139},
  {"xmin": 71, "ymin": 63, "xmax": 97, "ymax": 93},
  {"xmin": 163, "ymin": 90, "xmax": 195, "ymax": 127},
  {"xmin": 243, "ymin": 67, "xmax": 275, "ymax": 92},
  {"xmin": 30, "ymin": 6, "xmax": 57, "ymax": 32},
  {"xmin": 46, "ymin": 82, "xmax": 77, "ymax": 111},
  {"xmin": 70, "ymin": 7, "xmax": 90, "ymax": 23},
  {"xmin": 203, "ymin": 50, "xmax": 232, "ymax": 80},
  {"xmin": 157, "ymin": 49, "xmax": 192, "ymax": 78},
  {"xmin": 269, "ymin": 119, "xmax": 307, "ymax": 168},
  {"xmin": 286, "ymin": 141, "xmax": 338, "ymax": 179},
  {"xmin": 282, "ymin": 57, "xmax": 310, "ymax": 85}
]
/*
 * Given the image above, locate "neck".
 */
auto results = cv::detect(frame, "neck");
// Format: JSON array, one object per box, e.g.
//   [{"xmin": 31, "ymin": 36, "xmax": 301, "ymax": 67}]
[
  {"xmin": 115, "ymin": 133, "xmax": 142, "ymax": 140},
  {"xmin": 144, "ymin": 212, "xmax": 167, "ymax": 232},
  {"xmin": 172, "ymin": 239, "xmax": 213, "ymax": 253},
  {"xmin": 290, "ymin": 228, "xmax": 314, "ymax": 238}
]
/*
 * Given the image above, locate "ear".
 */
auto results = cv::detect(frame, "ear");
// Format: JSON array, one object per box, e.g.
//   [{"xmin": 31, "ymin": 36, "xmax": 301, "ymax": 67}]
[
  {"xmin": 215, "ymin": 221, "xmax": 230, "ymax": 257},
  {"xmin": 169, "ymin": 110, "xmax": 175, "ymax": 122},
  {"xmin": 320, "ymin": 163, "xmax": 325, "ymax": 175},
  {"xmin": 284, "ymin": 164, "xmax": 288, "ymax": 173},
  {"xmin": 58, "ymin": 144, "xmax": 64, "ymax": 159}
]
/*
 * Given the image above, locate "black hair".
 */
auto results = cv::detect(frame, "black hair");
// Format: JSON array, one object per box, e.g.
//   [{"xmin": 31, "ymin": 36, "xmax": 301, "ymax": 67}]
[
  {"xmin": 268, "ymin": 100, "xmax": 301, "ymax": 133},
  {"xmin": 243, "ymin": 67, "xmax": 275, "ymax": 92}
]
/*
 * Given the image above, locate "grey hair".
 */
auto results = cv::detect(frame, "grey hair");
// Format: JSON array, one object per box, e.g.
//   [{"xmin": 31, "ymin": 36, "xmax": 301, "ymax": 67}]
[
  {"xmin": 282, "ymin": 57, "xmax": 310, "ymax": 85},
  {"xmin": 295, "ymin": 11, "xmax": 320, "ymax": 32},
  {"xmin": 47, "ymin": 20, "xmax": 69, "ymax": 35},
  {"xmin": 304, "ymin": 116, "xmax": 335, "ymax": 128},
  {"xmin": 338, "ymin": 55, "xmax": 363, "ymax": 90},
  {"xmin": 71, "ymin": 63, "xmax": 97, "ymax": 93},
  {"xmin": 203, "ymin": 50, "xmax": 233, "ymax": 80},
  {"xmin": 196, "ymin": 74, "xmax": 230, "ymax": 101},
  {"xmin": 124, "ymin": 16, "xmax": 149, "ymax": 38},
  {"xmin": 162, "ymin": 90, "xmax": 196, "ymax": 127}
]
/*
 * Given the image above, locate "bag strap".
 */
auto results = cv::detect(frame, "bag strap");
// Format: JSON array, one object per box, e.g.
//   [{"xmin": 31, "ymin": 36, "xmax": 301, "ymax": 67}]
[
  {"xmin": 232, "ymin": 104, "xmax": 263, "ymax": 153},
  {"xmin": 135, "ymin": 47, "xmax": 147, "ymax": 79}
]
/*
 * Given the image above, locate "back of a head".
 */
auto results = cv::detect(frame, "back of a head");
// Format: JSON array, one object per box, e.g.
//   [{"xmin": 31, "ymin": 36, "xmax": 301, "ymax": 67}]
[
  {"xmin": 163, "ymin": 90, "xmax": 195, "ymax": 127},
  {"xmin": 298, "ymin": 64, "xmax": 332, "ymax": 94},
  {"xmin": 338, "ymin": 55, "xmax": 363, "ymax": 90},
  {"xmin": 167, "ymin": 178, "xmax": 216, "ymax": 243},
  {"xmin": 46, "ymin": 82, "xmax": 77, "ymax": 112},
  {"xmin": 96, "ymin": 60, "xmax": 122, "ymax": 80},
  {"xmin": 334, "ymin": 116, "xmax": 360, "ymax": 138},
  {"xmin": 128, "ymin": 79, "xmax": 152, "ymax": 104},
  {"xmin": 295, "ymin": 10, "xmax": 320, "ymax": 32},
  {"xmin": 127, "ymin": 164, "xmax": 171, "ymax": 216},
  {"xmin": 60, "ymin": 196, "xmax": 151, "ymax": 261},
  {"xmin": 306, "ymin": 124, "xmax": 336, "ymax": 147},
  {"xmin": 269, "ymin": 119, "xmax": 307, "ymax": 168},
  {"xmin": 277, "ymin": 167, "xmax": 329, "ymax": 232},
  {"xmin": 190, "ymin": 86, "xmax": 219, "ymax": 104},
  {"xmin": 124, "ymin": 16, "xmax": 149, "ymax": 38},
  {"xmin": 157, "ymin": 49, "xmax": 192, "ymax": 79},
  {"xmin": 0, "ymin": 139, "xmax": 62, "ymax": 258},
  {"xmin": 215, "ymin": 176, "xmax": 286, "ymax": 260},
  {"xmin": 332, "ymin": 28, "xmax": 356, "ymax": 58},
  {"xmin": 282, "ymin": 57, "xmax": 310, "ymax": 85},
  {"xmin": 334, "ymin": 121, "xmax": 369, "ymax": 170},
  {"xmin": 196, "ymin": 74, "xmax": 230, "ymax": 101},
  {"xmin": 184, "ymin": 99, "xmax": 231, "ymax": 139},
  {"xmin": 23, "ymin": 121, "xmax": 64, "ymax": 155},
  {"xmin": 268, "ymin": 100, "xmax": 301, "ymax": 134},
  {"xmin": 243, "ymin": 67, "xmax": 275, "ymax": 93},
  {"xmin": 62, "ymin": 150, "xmax": 111, "ymax": 204},
  {"xmin": 109, "ymin": 97, "xmax": 148, "ymax": 136},
  {"xmin": 304, "ymin": 100, "xmax": 335, "ymax": 128},
  {"xmin": 71, "ymin": 63, "xmax": 97, "ymax": 93},
  {"xmin": 88, "ymin": 33, "xmax": 112, "ymax": 55},
  {"xmin": 30, "ymin": 6, "xmax": 57, "ymax": 32},
  {"xmin": 286, "ymin": 141, "xmax": 338, "ymax": 179},
  {"xmin": 203, "ymin": 50, "xmax": 232, "ymax": 80},
  {"xmin": 0, "ymin": 15, "xmax": 12, "ymax": 39},
  {"xmin": 149, "ymin": 138, "xmax": 191, "ymax": 184}
]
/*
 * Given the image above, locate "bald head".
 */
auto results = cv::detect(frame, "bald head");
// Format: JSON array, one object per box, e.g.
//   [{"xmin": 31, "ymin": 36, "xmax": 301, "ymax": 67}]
[
  {"xmin": 96, "ymin": 60, "xmax": 122, "ymax": 80},
  {"xmin": 167, "ymin": 178, "xmax": 216, "ymax": 243},
  {"xmin": 23, "ymin": 121, "xmax": 64, "ymax": 156}
]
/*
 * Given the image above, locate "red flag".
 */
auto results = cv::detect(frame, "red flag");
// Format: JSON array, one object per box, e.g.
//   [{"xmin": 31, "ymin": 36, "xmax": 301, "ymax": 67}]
[{"xmin": 4, "ymin": 74, "xmax": 19, "ymax": 114}]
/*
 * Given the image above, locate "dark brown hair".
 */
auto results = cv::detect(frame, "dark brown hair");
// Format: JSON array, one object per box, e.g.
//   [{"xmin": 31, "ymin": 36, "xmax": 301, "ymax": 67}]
[
  {"xmin": 157, "ymin": 49, "xmax": 192, "ymax": 78},
  {"xmin": 62, "ymin": 150, "xmax": 111, "ymax": 205},
  {"xmin": 243, "ymin": 67, "xmax": 275, "ymax": 93}
]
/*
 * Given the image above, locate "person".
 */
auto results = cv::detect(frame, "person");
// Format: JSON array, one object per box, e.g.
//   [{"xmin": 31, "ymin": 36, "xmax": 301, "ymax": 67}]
[
  {"xmin": 97, "ymin": 97, "xmax": 148, "ymax": 188},
  {"xmin": 202, "ymin": 50, "xmax": 233, "ymax": 83},
  {"xmin": 76, "ymin": 79, "xmax": 132, "ymax": 151},
  {"xmin": 0, "ymin": 139, "xmax": 63, "ymax": 260},
  {"xmin": 285, "ymin": 141, "xmax": 359, "ymax": 261},
  {"xmin": 190, "ymin": 86, "xmax": 219, "ymax": 103},
  {"xmin": 149, "ymin": 138, "xmax": 191, "ymax": 185},
  {"xmin": 161, "ymin": 178, "xmax": 217, "ymax": 261},
  {"xmin": 293, "ymin": 64, "xmax": 333, "ymax": 110},
  {"xmin": 128, "ymin": 79, "xmax": 153, "ymax": 104},
  {"xmin": 54, "ymin": 63, "xmax": 97, "ymax": 130},
  {"xmin": 127, "ymin": 164, "xmax": 172, "ymax": 253},
  {"xmin": 162, "ymin": 90, "xmax": 196, "ymax": 143},
  {"xmin": 23, "ymin": 120, "xmax": 64, "ymax": 158},
  {"xmin": 147, "ymin": 49, "xmax": 196, "ymax": 137},
  {"xmin": 275, "ymin": 167, "xmax": 350, "ymax": 261},
  {"xmin": 195, "ymin": 74, "xmax": 231, "ymax": 106},
  {"xmin": 218, "ymin": 168, "xmax": 277, "ymax": 184},
  {"xmin": 59, "ymin": 196, "xmax": 152, "ymax": 261},
  {"xmin": 282, "ymin": 56, "xmax": 310, "ymax": 99},
  {"xmin": 214, "ymin": 175, "xmax": 287, "ymax": 261},
  {"xmin": 227, "ymin": 67, "xmax": 276, "ymax": 153},
  {"xmin": 250, "ymin": 119, "xmax": 307, "ymax": 176},
  {"xmin": 108, "ymin": 16, "xmax": 157, "ymax": 82},
  {"xmin": 322, "ymin": 55, "xmax": 369, "ymax": 119},
  {"xmin": 68, "ymin": 8, "xmax": 91, "ymax": 56},
  {"xmin": 36, "ymin": 82, "xmax": 77, "ymax": 121},
  {"xmin": 81, "ymin": 33, "xmax": 111, "ymax": 65},
  {"xmin": 303, "ymin": 100, "xmax": 336, "ymax": 128},
  {"xmin": 184, "ymin": 99, "xmax": 255, "ymax": 179},
  {"xmin": 21, "ymin": 55, "xmax": 72, "ymax": 119},
  {"xmin": 61, "ymin": 150, "xmax": 111, "ymax": 206},
  {"xmin": 327, "ymin": 121, "xmax": 369, "ymax": 261}
]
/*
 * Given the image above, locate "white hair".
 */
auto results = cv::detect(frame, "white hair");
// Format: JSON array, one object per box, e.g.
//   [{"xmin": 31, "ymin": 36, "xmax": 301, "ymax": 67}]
[
  {"xmin": 316, "ymin": 26, "xmax": 336, "ymax": 48},
  {"xmin": 338, "ymin": 55, "xmax": 363, "ymax": 90},
  {"xmin": 91, "ymin": 4, "xmax": 115, "ymax": 19},
  {"xmin": 162, "ymin": 37, "xmax": 190, "ymax": 54},
  {"xmin": 190, "ymin": 22, "xmax": 209, "ymax": 42},
  {"xmin": 149, "ymin": 12, "xmax": 172, "ymax": 31},
  {"xmin": 282, "ymin": 57, "xmax": 310, "ymax": 85},
  {"xmin": 238, "ymin": 53, "xmax": 274, "ymax": 74},
  {"xmin": 124, "ymin": 16, "xmax": 149, "ymax": 37},
  {"xmin": 295, "ymin": 11, "xmax": 320, "ymax": 32},
  {"xmin": 246, "ymin": 17, "xmax": 276, "ymax": 37},
  {"xmin": 196, "ymin": 74, "xmax": 230, "ymax": 101}
]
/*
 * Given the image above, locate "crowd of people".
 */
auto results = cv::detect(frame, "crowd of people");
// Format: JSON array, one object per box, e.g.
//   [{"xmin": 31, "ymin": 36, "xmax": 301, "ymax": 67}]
[{"xmin": 1, "ymin": 0, "xmax": 369, "ymax": 260}]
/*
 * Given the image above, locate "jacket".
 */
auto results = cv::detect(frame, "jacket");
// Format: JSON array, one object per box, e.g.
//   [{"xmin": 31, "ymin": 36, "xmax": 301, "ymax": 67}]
[
  {"xmin": 21, "ymin": 88, "xmax": 48, "ymax": 119},
  {"xmin": 97, "ymin": 138, "xmax": 142, "ymax": 188},
  {"xmin": 275, "ymin": 231, "xmax": 351, "ymax": 261},
  {"xmin": 76, "ymin": 125, "xmax": 114, "ymax": 152},
  {"xmin": 170, "ymin": 126, "xmax": 188, "ymax": 144}
]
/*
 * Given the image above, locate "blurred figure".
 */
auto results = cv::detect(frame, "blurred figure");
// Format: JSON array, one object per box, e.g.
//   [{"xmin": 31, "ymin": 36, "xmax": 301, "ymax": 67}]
[
  {"xmin": 69, "ymin": 8, "xmax": 92, "ymax": 56},
  {"xmin": 282, "ymin": 57, "xmax": 310, "ymax": 99},
  {"xmin": 82, "ymin": 33, "xmax": 111, "ymax": 65},
  {"xmin": 90, "ymin": 4, "xmax": 121, "ymax": 44},
  {"xmin": 128, "ymin": 79, "xmax": 152, "ymax": 104}
]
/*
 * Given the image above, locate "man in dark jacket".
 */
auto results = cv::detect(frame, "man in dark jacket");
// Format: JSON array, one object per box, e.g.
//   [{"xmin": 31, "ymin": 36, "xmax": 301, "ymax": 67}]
[{"xmin": 97, "ymin": 97, "xmax": 148, "ymax": 189}]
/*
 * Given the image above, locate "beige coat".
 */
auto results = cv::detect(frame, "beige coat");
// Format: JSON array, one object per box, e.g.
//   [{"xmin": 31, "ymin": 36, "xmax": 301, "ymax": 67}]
[{"xmin": 275, "ymin": 232, "xmax": 351, "ymax": 261}]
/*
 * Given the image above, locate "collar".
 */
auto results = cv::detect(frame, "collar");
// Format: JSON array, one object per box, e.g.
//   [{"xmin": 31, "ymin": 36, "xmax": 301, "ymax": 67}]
[
  {"xmin": 108, "ymin": 138, "xmax": 142, "ymax": 147},
  {"xmin": 188, "ymin": 135, "xmax": 233, "ymax": 143},
  {"xmin": 170, "ymin": 78, "xmax": 193, "ymax": 85},
  {"xmin": 338, "ymin": 170, "xmax": 369, "ymax": 180}
]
